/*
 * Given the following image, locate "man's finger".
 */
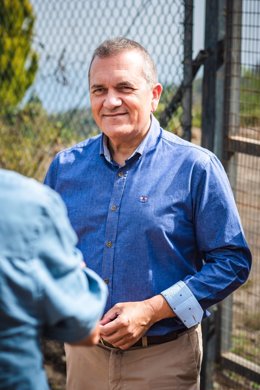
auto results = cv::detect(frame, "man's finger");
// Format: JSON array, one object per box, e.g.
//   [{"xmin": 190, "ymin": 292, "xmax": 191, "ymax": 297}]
[
  {"xmin": 100, "ymin": 310, "xmax": 118, "ymax": 325},
  {"xmin": 100, "ymin": 318, "xmax": 121, "ymax": 335}
]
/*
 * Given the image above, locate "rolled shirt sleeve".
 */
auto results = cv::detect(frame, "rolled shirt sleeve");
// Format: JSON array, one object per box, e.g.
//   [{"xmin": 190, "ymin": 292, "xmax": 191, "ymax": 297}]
[{"xmin": 161, "ymin": 281, "xmax": 203, "ymax": 328}]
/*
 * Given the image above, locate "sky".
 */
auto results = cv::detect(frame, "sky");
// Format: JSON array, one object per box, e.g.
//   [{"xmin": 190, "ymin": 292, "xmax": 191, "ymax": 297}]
[
  {"xmin": 26, "ymin": 0, "xmax": 205, "ymax": 113},
  {"xmin": 26, "ymin": 0, "xmax": 260, "ymax": 114}
]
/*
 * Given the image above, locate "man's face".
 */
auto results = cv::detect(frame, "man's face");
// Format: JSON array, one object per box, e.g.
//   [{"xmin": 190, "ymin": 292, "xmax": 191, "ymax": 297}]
[{"xmin": 89, "ymin": 50, "xmax": 162, "ymax": 143}]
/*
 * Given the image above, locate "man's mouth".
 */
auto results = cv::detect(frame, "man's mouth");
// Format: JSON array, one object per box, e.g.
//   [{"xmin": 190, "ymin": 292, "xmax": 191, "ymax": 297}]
[{"xmin": 102, "ymin": 112, "xmax": 127, "ymax": 117}]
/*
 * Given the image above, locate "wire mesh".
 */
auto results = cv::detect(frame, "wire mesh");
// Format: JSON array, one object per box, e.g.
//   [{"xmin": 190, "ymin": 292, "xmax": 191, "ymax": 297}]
[
  {"xmin": 29, "ymin": 0, "xmax": 185, "ymax": 115},
  {"xmin": 0, "ymin": 0, "xmax": 186, "ymax": 180},
  {"xmin": 220, "ymin": 0, "xmax": 260, "ymax": 388},
  {"xmin": 1, "ymin": 1, "xmax": 259, "ymax": 388}
]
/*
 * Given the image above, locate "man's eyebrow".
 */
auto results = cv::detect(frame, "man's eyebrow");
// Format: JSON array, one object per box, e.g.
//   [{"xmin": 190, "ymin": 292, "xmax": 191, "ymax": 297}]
[
  {"xmin": 90, "ymin": 81, "xmax": 135, "ymax": 91},
  {"xmin": 116, "ymin": 81, "xmax": 135, "ymax": 88},
  {"xmin": 90, "ymin": 84, "xmax": 105, "ymax": 90}
]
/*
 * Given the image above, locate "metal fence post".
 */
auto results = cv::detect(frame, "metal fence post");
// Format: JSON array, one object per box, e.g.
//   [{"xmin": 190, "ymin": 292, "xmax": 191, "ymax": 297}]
[
  {"xmin": 201, "ymin": 0, "xmax": 226, "ymax": 159},
  {"xmin": 200, "ymin": 0, "xmax": 227, "ymax": 389},
  {"xmin": 182, "ymin": 0, "xmax": 193, "ymax": 141},
  {"xmin": 221, "ymin": 0, "xmax": 242, "ymax": 361}
]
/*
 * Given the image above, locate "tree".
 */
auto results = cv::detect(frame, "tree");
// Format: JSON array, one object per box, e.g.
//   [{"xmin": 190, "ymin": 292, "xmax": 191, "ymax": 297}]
[{"xmin": 0, "ymin": 0, "xmax": 38, "ymax": 112}]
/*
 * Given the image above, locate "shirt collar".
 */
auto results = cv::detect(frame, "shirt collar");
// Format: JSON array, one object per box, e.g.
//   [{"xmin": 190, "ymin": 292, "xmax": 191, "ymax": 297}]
[{"xmin": 99, "ymin": 114, "xmax": 161, "ymax": 165}]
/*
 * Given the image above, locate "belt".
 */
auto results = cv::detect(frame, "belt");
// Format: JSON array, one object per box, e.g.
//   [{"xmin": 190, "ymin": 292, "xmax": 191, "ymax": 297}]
[{"xmin": 99, "ymin": 328, "xmax": 188, "ymax": 349}]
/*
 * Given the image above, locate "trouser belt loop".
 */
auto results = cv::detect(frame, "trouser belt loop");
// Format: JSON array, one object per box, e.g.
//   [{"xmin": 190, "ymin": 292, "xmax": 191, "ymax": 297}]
[{"xmin": 141, "ymin": 336, "xmax": 148, "ymax": 347}]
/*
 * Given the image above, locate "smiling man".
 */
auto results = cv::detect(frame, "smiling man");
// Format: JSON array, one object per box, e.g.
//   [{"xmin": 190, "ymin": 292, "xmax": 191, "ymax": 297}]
[
  {"xmin": 88, "ymin": 43, "xmax": 162, "ymax": 166},
  {"xmin": 44, "ymin": 37, "xmax": 251, "ymax": 390}
]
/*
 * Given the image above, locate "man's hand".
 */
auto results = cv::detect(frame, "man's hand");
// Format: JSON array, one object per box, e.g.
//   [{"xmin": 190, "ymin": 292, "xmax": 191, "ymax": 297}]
[
  {"xmin": 100, "ymin": 301, "xmax": 153, "ymax": 350},
  {"xmin": 100, "ymin": 295, "xmax": 175, "ymax": 350},
  {"xmin": 70, "ymin": 323, "xmax": 100, "ymax": 346}
]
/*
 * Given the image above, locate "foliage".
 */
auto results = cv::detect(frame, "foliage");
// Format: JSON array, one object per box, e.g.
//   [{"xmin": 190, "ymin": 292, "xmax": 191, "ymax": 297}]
[
  {"xmin": 190, "ymin": 69, "xmax": 260, "ymax": 130},
  {"xmin": 219, "ymin": 369, "xmax": 260, "ymax": 390},
  {"xmin": 0, "ymin": 98, "xmax": 73, "ymax": 180},
  {"xmin": 0, "ymin": 0, "xmax": 38, "ymax": 112},
  {"xmin": 192, "ymin": 78, "xmax": 202, "ymax": 128},
  {"xmin": 155, "ymin": 81, "xmax": 203, "ymax": 135},
  {"xmin": 192, "ymin": 106, "xmax": 202, "ymax": 128},
  {"xmin": 154, "ymin": 84, "xmax": 183, "ymax": 136},
  {"xmin": 0, "ymin": 96, "xmax": 100, "ymax": 180},
  {"xmin": 232, "ymin": 333, "xmax": 260, "ymax": 365},
  {"xmin": 52, "ymin": 107, "xmax": 99, "ymax": 141},
  {"xmin": 240, "ymin": 68, "xmax": 260, "ymax": 128}
]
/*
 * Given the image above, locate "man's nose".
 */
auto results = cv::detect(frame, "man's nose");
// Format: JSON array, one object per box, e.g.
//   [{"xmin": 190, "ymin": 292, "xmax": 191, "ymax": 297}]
[{"xmin": 103, "ymin": 90, "xmax": 122, "ymax": 109}]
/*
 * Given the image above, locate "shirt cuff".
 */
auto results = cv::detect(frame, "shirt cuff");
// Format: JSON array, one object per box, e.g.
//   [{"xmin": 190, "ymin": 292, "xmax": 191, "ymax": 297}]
[{"xmin": 161, "ymin": 281, "xmax": 204, "ymax": 328}]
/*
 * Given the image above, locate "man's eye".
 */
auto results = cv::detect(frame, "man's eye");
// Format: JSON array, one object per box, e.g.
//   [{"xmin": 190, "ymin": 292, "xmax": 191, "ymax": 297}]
[
  {"xmin": 120, "ymin": 86, "xmax": 133, "ymax": 92},
  {"xmin": 92, "ymin": 88, "xmax": 104, "ymax": 95}
]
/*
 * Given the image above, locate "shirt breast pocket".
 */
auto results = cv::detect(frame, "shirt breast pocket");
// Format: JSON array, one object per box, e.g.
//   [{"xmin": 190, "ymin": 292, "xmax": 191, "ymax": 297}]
[{"xmin": 124, "ymin": 191, "xmax": 193, "ymax": 239}]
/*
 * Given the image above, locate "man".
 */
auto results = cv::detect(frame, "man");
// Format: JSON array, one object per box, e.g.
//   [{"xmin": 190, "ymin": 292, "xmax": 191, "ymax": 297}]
[
  {"xmin": 0, "ymin": 169, "xmax": 107, "ymax": 390},
  {"xmin": 44, "ymin": 38, "xmax": 251, "ymax": 390}
]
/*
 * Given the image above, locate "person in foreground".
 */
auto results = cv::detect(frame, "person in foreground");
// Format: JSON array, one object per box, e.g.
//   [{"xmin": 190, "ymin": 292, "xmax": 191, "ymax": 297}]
[
  {"xmin": 45, "ymin": 37, "xmax": 252, "ymax": 390},
  {"xmin": 0, "ymin": 169, "xmax": 107, "ymax": 390}
]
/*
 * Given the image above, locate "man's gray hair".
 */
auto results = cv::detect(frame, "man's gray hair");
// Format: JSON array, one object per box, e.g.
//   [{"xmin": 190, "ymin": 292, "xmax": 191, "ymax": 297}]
[{"xmin": 88, "ymin": 37, "xmax": 158, "ymax": 86}]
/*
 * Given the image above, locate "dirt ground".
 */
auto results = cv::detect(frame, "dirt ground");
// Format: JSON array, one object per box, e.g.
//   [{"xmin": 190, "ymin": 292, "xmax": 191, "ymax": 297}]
[{"xmin": 43, "ymin": 340, "xmax": 66, "ymax": 390}]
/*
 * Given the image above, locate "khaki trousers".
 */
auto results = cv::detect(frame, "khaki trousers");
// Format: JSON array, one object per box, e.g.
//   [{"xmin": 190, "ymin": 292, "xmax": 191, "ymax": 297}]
[{"xmin": 65, "ymin": 326, "xmax": 202, "ymax": 390}]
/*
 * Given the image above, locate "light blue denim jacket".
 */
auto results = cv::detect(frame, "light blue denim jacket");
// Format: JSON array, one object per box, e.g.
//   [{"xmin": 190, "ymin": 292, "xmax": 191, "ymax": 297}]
[{"xmin": 0, "ymin": 169, "xmax": 107, "ymax": 390}]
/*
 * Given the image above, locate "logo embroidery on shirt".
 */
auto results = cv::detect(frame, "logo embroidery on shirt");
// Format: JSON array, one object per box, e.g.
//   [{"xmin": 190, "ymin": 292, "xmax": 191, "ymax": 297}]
[{"xmin": 139, "ymin": 195, "xmax": 148, "ymax": 203}]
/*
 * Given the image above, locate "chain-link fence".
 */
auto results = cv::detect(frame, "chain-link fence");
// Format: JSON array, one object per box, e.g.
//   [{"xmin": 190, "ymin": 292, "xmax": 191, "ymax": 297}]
[
  {"xmin": 30, "ymin": 0, "xmax": 185, "ymax": 114},
  {"xmin": 0, "ymin": 1, "xmax": 189, "ymax": 388},
  {"xmin": 218, "ymin": 0, "xmax": 260, "ymax": 388},
  {"xmin": 1, "ymin": 1, "xmax": 259, "ymax": 389},
  {"xmin": 0, "ymin": 0, "xmax": 186, "ymax": 181}
]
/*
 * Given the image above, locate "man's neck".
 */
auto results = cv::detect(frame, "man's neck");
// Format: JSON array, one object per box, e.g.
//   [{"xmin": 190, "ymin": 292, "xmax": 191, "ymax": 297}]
[
  {"xmin": 107, "ymin": 129, "xmax": 150, "ymax": 166},
  {"xmin": 108, "ymin": 140, "xmax": 138, "ymax": 166}
]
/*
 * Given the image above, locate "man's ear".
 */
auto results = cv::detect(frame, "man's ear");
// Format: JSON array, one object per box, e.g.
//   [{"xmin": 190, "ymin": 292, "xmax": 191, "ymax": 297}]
[{"xmin": 151, "ymin": 83, "xmax": 163, "ymax": 112}]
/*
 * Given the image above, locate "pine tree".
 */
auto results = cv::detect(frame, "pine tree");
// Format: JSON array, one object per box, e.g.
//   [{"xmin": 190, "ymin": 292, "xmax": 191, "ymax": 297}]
[{"xmin": 0, "ymin": 0, "xmax": 38, "ymax": 112}]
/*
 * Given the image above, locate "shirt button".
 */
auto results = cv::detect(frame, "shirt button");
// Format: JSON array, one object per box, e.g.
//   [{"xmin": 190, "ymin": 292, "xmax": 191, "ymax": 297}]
[
  {"xmin": 106, "ymin": 241, "xmax": 113, "ymax": 248},
  {"xmin": 118, "ymin": 171, "xmax": 124, "ymax": 177},
  {"xmin": 104, "ymin": 278, "xmax": 109, "ymax": 284},
  {"xmin": 111, "ymin": 204, "xmax": 117, "ymax": 211}
]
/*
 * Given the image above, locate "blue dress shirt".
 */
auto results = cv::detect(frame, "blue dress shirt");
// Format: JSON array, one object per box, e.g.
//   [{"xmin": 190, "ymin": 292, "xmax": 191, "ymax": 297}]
[
  {"xmin": 44, "ymin": 115, "xmax": 251, "ymax": 335},
  {"xmin": 0, "ymin": 169, "xmax": 107, "ymax": 390}
]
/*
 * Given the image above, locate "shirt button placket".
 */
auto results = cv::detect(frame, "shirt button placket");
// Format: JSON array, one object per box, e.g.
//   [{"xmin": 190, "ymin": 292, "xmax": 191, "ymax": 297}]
[{"xmin": 102, "ymin": 168, "xmax": 128, "ymax": 307}]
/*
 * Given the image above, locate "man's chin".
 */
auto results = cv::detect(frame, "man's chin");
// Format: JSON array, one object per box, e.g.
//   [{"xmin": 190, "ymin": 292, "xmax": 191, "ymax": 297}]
[
  {"xmin": 102, "ymin": 125, "xmax": 132, "ymax": 138},
  {"xmin": 101, "ymin": 119, "xmax": 130, "ymax": 130},
  {"xmin": 102, "ymin": 116, "xmax": 128, "ymax": 125}
]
